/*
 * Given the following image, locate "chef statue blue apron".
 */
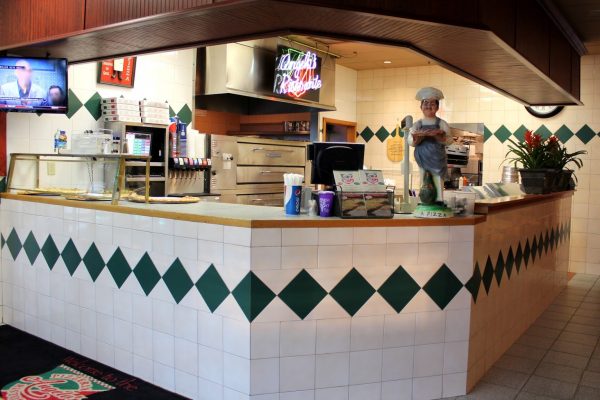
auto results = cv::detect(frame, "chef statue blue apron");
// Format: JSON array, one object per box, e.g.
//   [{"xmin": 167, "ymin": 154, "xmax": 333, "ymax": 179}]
[{"xmin": 408, "ymin": 87, "xmax": 454, "ymax": 218}]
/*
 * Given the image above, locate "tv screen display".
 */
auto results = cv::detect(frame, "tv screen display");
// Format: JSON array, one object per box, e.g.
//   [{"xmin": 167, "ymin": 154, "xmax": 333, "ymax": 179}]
[
  {"xmin": 273, "ymin": 45, "xmax": 322, "ymax": 102},
  {"xmin": 308, "ymin": 142, "xmax": 365, "ymax": 186},
  {"xmin": 0, "ymin": 57, "xmax": 68, "ymax": 113}
]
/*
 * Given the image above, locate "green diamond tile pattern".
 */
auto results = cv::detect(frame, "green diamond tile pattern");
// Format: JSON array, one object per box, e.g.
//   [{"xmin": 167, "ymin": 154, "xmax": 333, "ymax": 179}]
[
  {"xmin": 133, "ymin": 252, "xmax": 161, "ymax": 296},
  {"xmin": 83, "ymin": 243, "xmax": 105, "ymax": 281},
  {"xmin": 1, "ymin": 233, "xmax": 5, "ymax": 249},
  {"xmin": 576, "ymin": 125, "xmax": 596, "ymax": 144},
  {"xmin": 538, "ymin": 234, "xmax": 544, "ymax": 259},
  {"xmin": 84, "ymin": 92, "xmax": 103, "ymax": 121},
  {"xmin": 169, "ymin": 105, "xmax": 176, "ymax": 118},
  {"xmin": 23, "ymin": 232, "xmax": 40, "ymax": 264},
  {"xmin": 505, "ymin": 247, "xmax": 514, "ymax": 279},
  {"xmin": 423, "ymin": 264, "xmax": 463, "ymax": 309},
  {"xmin": 61, "ymin": 239, "xmax": 81, "ymax": 276},
  {"xmin": 555, "ymin": 125, "xmax": 574, "ymax": 143},
  {"xmin": 513, "ymin": 125, "xmax": 529, "ymax": 142},
  {"xmin": 196, "ymin": 264, "xmax": 230, "ymax": 312},
  {"xmin": 330, "ymin": 268, "xmax": 375, "ymax": 316},
  {"xmin": 6, "ymin": 228, "xmax": 22, "ymax": 260},
  {"xmin": 279, "ymin": 269, "xmax": 327, "ymax": 319},
  {"xmin": 41, "ymin": 235, "xmax": 60, "ymax": 269},
  {"xmin": 162, "ymin": 258, "xmax": 194, "ymax": 304},
  {"xmin": 515, "ymin": 243, "xmax": 523, "ymax": 273},
  {"xmin": 378, "ymin": 266, "xmax": 421, "ymax": 313},
  {"xmin": 494, "ymin": 251, "xmax": 505, "ymax": 286},
  {"xmin": 482, "ymin": 256, "xmax": 494, "ymax": 294},
  {"xmin": 524, "ymin": 240, "xmax": 531, "ymax": 267},
  {"xmin": 531, "ymin": 237, "xmax": 538, "ymax": 263},
  {"xmin": 535, "ymin": 125, "xmax": 553, "ymax": 140},
  {"xmin": 360, "ymin": 126, "xmax": 375, "ymax": 142},
  {"xmin": 232, "ymin": 272, "xmax": 276, "ymax": 322},
  {"xmin": 177, "ymin": 104, "xmax": 193, "ymax": 125},
  {"xmin": 375, "ymin": 126, "xmax": 390, "ymax": 142},
  {"xmin": 106, "ymin": 248, "xmax": 131, "ymax": 288},
  {"xmin": 465, "ymin": 263, "xmax": 482, "ymax": 302},
  {"xmin": 66, "ymin": 89, "xmax": 83, "ymax": 119},
  {"xmin": 495, "ymin": 125, "xmax": 512, "ymax": 143},
  {"xmin": 484, "ymin": 126, "xmax": 493, "ymax": 142},
  {"xmin": 550, "ymin": 229, "xmax": 556, "ymax": 250},
  {"xmin": 544, "ymin": 231, "xmax": 550, "ymax": 254}
]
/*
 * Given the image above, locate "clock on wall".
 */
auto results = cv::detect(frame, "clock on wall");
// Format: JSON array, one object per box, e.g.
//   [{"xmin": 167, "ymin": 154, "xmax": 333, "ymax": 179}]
[{"xmin": 525, "ymin": 105, "xmax": 564, "ymax": 118}]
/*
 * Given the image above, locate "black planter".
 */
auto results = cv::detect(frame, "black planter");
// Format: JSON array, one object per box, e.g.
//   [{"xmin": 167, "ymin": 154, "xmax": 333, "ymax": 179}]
[
  {"xmin": 553, "ymin": 170, "xmax": 573, "ymax": 192},
  {"xmin": 518, "ymin": 169, "xmax": 557, "ymax": 194}
]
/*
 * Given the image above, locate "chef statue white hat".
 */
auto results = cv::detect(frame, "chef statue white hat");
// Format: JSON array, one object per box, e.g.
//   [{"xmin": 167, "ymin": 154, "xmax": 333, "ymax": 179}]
[{"xmin": 415, "ymin": 87, "xmax": 444, "ymax": 101}]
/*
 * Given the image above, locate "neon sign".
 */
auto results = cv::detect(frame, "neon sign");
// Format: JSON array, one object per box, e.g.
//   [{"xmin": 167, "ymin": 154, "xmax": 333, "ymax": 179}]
[{"xmin": 273, "ymin": 46, "xmax": 322, "ymax": 101}]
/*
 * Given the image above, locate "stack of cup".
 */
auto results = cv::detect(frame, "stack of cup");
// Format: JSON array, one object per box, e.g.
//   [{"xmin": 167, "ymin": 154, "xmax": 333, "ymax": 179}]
[
  {"xmin": 502, "ymin": 165, "xmax": 519, "ymax": 184},
  {"xmin": 283, "ymin": 173, "xmax": 304, "ymax": 215}
]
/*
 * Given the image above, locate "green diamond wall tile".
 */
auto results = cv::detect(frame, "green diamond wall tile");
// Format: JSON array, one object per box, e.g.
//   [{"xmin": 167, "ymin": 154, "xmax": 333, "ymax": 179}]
[
  {"xmin": 531, "ymin": 237, "xmax": 538, "ymax": 263},
  {"xmin": 360, "ymin": 127, "xmax": 375, "ymax": 142},
  {"xmin": 62, "ymin": 239, "xmax": 81, "ymax": 276},
  {"xmin": 66, "ymin": 89, "xmax": 82, "ymax": 119},
  {"xmin": 330, "ymin": 268, "xmax": 375, "ymax": 316},
  {"xmin": 377, "ymin": 266, "xmax": 420, "ymax": 313},
  {"xmin": 495, "ymin": 125, "xmax": 512, "ymax": 143},
  {"xmin": 279, "ymin": 269, "xmax": 327, "ymax": 319},
  {"xmin": 178, "ymin": 104, "xmax": 193, "ymax": 125},
  {"xmin": 232, "ymin": 272, "xmax": 275, "ymax": 322},
  {"xmin": 482, "ymin": 256, "xmax": 494, "ymax": 294},
  {"xmin": 515, "ymin": 243, "xmax": 523, "ymax": 273},
  {"xmin": 84, "ymin": 92, "xmax": 103, "ymax": 121},
  {"xmin": 169, "ymin": 105, "xmax": 176, "ymax": 118},
  {"xmin": 375, "ymin": 126, "xmax": 390, "ymax": 142},
  {"xmin": 134, "ymin": 252, "xmax": 161, "ymax": 296},
  {"xmin": 1, "ymin": 233, "xmax": 5, "ymax": 249},
  {"xmin": 513, "ymin": 125, "xmax": 529, "ymax": 142},
  {"xmin": 6, "ymin": 228, "xmax": 22, "ymax": 260},
  {"xmin": 535, "ymin": 125, "xmax": 553, "ymax": 140},
  {"xmin": 83, "ymin": 243, "xmax": 105, "ymax": 281},
  {"xmin": 538, "ymin": 233, "xmax": 544, "ymax": 258},
  {"xmin": 484, "ymin": 126, "xmax": 493, "ymax": 142},
  {"xmin": 23, "ymin": 232, "xmax": 40, "ymax": 264},
  {"xmin": 465, "ymin": 263, "xmax": 482, "ymax": 302},
  {"xmin": 423, "ymin": 264, "xmax": 463, "ymax": 310},
  {"xmin": 41, "ymin": 235, "xmax": 60, "ymax": 270},
  {"xmin": 524, "ymin": 239, "xmax": 531, "ymax": 267},
  {"xmin": 196, "ymin": 265, "xmax": 230, "ymax": 312},
  {"xmin": 106, "ymin": 248, "xmax": 131, "ymax": 288},
  {"xmin": 544, "ymin": 231, "xmax": 550, "ymax": 254},
  {"xmin": 555, "ymin": 125, "xmax": 574, "ymax": 143},
  {"xmin": 576, "ymin": 125, "xmax": 596, "ymax": 144},
  {"xmin": 494, "ymin": 251, "xmax": 505, "ymax": 286},
  {"xmin": 162, "ymin": 258, "xmax": 194, "ymax": 304},
  {"xmin": 505, "ymin": 248, "xmax": 514, "ymax": 279},
  {"xmin": 550, "ymin": 229, "xmax": 556, "ymax": 250}
]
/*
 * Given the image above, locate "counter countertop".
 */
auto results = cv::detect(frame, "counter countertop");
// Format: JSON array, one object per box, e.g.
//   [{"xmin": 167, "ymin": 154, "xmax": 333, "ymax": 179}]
[{"xmin": 1, "ymin": 191, "xmax": 572, "ymax": 228}]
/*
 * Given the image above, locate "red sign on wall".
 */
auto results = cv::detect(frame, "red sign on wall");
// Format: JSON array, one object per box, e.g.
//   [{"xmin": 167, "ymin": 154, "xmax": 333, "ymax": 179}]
[{"xmin": 97, "ymin": 57, "xmax": 136, "ymax": 88}]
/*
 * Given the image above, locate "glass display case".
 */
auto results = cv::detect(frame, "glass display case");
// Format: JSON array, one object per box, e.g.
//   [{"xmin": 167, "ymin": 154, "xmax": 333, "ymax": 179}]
[{"xmin": 6, "ymin": 153, "xmax": 151, "ymax": 204}]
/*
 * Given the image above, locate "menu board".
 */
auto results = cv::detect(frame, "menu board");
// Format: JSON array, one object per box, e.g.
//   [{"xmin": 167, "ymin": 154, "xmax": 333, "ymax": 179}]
[{"xmin": 273, "ymin": 46, "xmax": 322, "ymax": 102}]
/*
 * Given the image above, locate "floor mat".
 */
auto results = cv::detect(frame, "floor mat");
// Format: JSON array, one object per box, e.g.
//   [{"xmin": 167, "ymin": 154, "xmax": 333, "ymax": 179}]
[{"xmin": 0, "ymin": 325, "xmax": 185, "ymax": 399}]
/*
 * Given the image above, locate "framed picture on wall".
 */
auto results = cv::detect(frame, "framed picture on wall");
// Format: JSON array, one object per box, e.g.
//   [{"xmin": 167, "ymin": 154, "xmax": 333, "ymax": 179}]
[{"xmin": 97, "ymin": 57, "xmax": 136, "ymax": 88}]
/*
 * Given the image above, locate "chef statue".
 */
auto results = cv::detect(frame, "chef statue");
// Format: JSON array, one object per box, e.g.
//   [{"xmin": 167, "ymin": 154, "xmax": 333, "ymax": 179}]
[{"xmin": 408, "ymin": 87, "xmax": 454, "ymax": 218}]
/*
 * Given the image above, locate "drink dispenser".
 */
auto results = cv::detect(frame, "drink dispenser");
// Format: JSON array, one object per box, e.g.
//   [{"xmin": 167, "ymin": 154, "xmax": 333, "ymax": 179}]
[{"xmin": 167, "ymin": 130, "xmax": 211, "ymax": 195}]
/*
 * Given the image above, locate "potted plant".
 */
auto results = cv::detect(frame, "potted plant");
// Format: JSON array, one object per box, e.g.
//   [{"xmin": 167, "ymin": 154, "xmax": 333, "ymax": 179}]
[{"xmin": 505, "ymin": 131, "xmax": 586, "ymax": 193}]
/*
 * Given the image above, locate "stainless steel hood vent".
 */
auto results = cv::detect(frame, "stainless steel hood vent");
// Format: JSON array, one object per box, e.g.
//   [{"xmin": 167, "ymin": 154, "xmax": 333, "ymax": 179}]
[{"xmin": 195, "ymin": 39, "xmax": 336, "ymax": 114}]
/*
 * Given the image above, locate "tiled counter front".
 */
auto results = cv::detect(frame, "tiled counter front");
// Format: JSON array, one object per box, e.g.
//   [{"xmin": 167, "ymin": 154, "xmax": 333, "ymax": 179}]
[
  {"xmin": 466, "ymin": 194, "xmax": 572, "ymax": 390},
  {"xmin": 0, "ymin": 198, "xmax": 477, "ymax": 400}
]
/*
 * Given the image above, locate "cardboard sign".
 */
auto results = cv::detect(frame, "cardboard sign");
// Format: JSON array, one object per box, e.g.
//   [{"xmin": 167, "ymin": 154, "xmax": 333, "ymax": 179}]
[
  {"xmin": 387, "ymin": 134, "xmax": 404, "ymax": 162},
  {"xmin": 98, "ymin": 57, "xmax": 136, "ymax": 88}
]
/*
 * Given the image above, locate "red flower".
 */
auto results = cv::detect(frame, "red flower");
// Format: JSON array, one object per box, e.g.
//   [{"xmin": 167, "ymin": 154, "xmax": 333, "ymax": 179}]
[
  {"xmin": 524, "ymin": 130, "xmax": 541, "ymax": 149},
  {"xmin": 548, "ymin": 136, "xmax": 558, "ymax": 144}
]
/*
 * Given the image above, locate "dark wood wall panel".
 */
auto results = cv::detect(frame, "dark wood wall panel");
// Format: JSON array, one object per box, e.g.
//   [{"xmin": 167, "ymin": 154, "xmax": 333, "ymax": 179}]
[
  {"xmin": 0, "ymin": 0, "xmax": 85, "ymax": 48},
  {"xmin": 549, "ymin": 24, "xmax": 572, "ymax": 93},
  {"xmin": 572, "ymin": 48, "xmax": 581, "ymax": 100},
  {"xmin": 0, "ymin": 112, "xmax": 6, "ymax": 177},
  {"xmin": 84, "ymin": 0, "xmax": 215, "ymax": 29},
  {"xmin": 478, "ymin": 0, "xmax": 516, "ymax": 48},
  {"xmin": 516, "ymin": 0, "xmax": 550, "ymax": 76}
]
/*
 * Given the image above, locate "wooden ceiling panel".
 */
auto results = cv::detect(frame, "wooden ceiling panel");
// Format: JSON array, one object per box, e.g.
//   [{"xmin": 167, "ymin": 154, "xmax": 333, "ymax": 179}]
[{"xmin": 0, "ymin": 0, "xmax": 580, "ymax": 105}]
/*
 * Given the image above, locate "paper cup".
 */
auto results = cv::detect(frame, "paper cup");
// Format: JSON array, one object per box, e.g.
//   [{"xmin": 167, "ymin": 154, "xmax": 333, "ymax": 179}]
[
  {"xmin": 284, "ymin": 185, "xmax": 302, "ymax": 215},
  {"xmin": 318, "ymin": 191, "xmax": 335, "ymax": 217}
]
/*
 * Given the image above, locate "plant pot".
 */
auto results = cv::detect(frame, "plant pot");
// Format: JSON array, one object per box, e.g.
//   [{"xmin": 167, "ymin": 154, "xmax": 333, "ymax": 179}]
[
  {"xmin": 553, "ymin": 170, "xmax": 573, "ymax": 192},
  {"xmin": 518, "ymin": 169, "xmax": 557, "ymax": 194}
]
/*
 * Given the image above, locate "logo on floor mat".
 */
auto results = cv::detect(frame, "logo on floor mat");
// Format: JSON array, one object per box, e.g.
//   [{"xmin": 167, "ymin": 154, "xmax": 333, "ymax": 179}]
[{"xmin": 1, "ymin": 364, "xmax": 114, "ymax": 400}]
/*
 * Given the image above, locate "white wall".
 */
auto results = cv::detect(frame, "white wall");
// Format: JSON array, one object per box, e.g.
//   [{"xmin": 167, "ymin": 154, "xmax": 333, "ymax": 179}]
[
  {"xmin": 355, "ymin": 56, "xmax": 600, "ymax": 275},
  {"xmin": 318, "ymin": 64, "xmax": 357, "ymax": 137}
]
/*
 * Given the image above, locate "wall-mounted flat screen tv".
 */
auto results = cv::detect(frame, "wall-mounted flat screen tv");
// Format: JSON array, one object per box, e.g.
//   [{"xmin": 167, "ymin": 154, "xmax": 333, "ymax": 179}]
[
  {"xmin": 273, "ymin": 45, "xmax": 322, "ymax": 102},
  {"xmin": 0, "ymin": 57, "xmax": 68, "ymax": 114}
]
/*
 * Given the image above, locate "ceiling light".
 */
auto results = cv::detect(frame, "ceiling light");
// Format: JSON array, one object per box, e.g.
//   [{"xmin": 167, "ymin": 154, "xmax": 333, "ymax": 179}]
[{"xmin": 383, "ymin": 60, "xmax": 392, "ymax": 64}]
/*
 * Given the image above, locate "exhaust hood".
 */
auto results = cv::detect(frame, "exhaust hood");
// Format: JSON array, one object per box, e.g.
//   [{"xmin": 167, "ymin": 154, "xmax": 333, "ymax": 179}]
[{"xmin": 195, "ymin": 38, "xmax": 336, "ymax": 114}]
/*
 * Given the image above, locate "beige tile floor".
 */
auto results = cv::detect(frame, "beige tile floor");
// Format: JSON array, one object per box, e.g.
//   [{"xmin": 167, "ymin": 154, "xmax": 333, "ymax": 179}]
[{"xmin": 447, "ymin": 274, "xmax": 600, "ymax": 400}]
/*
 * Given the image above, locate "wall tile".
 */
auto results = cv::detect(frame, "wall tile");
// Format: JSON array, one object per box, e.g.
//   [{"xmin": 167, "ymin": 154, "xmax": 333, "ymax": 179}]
[
  {"xmin": 349, "ymin": 349, "xmax": 382, "ymax": 384},
  {"xmin": 280, "ymin": 355, "xmax": 315, "ymax": 392}
]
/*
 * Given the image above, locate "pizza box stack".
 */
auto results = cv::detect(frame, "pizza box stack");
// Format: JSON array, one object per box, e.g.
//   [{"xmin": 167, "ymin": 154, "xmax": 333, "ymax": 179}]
[
  {"xmin": 101, "ymin": 97, "xmax": 141, "ymax": 123},
  {"xmin": 139, "ymin": 99, "xmax": 170, "ymax": 125}
]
